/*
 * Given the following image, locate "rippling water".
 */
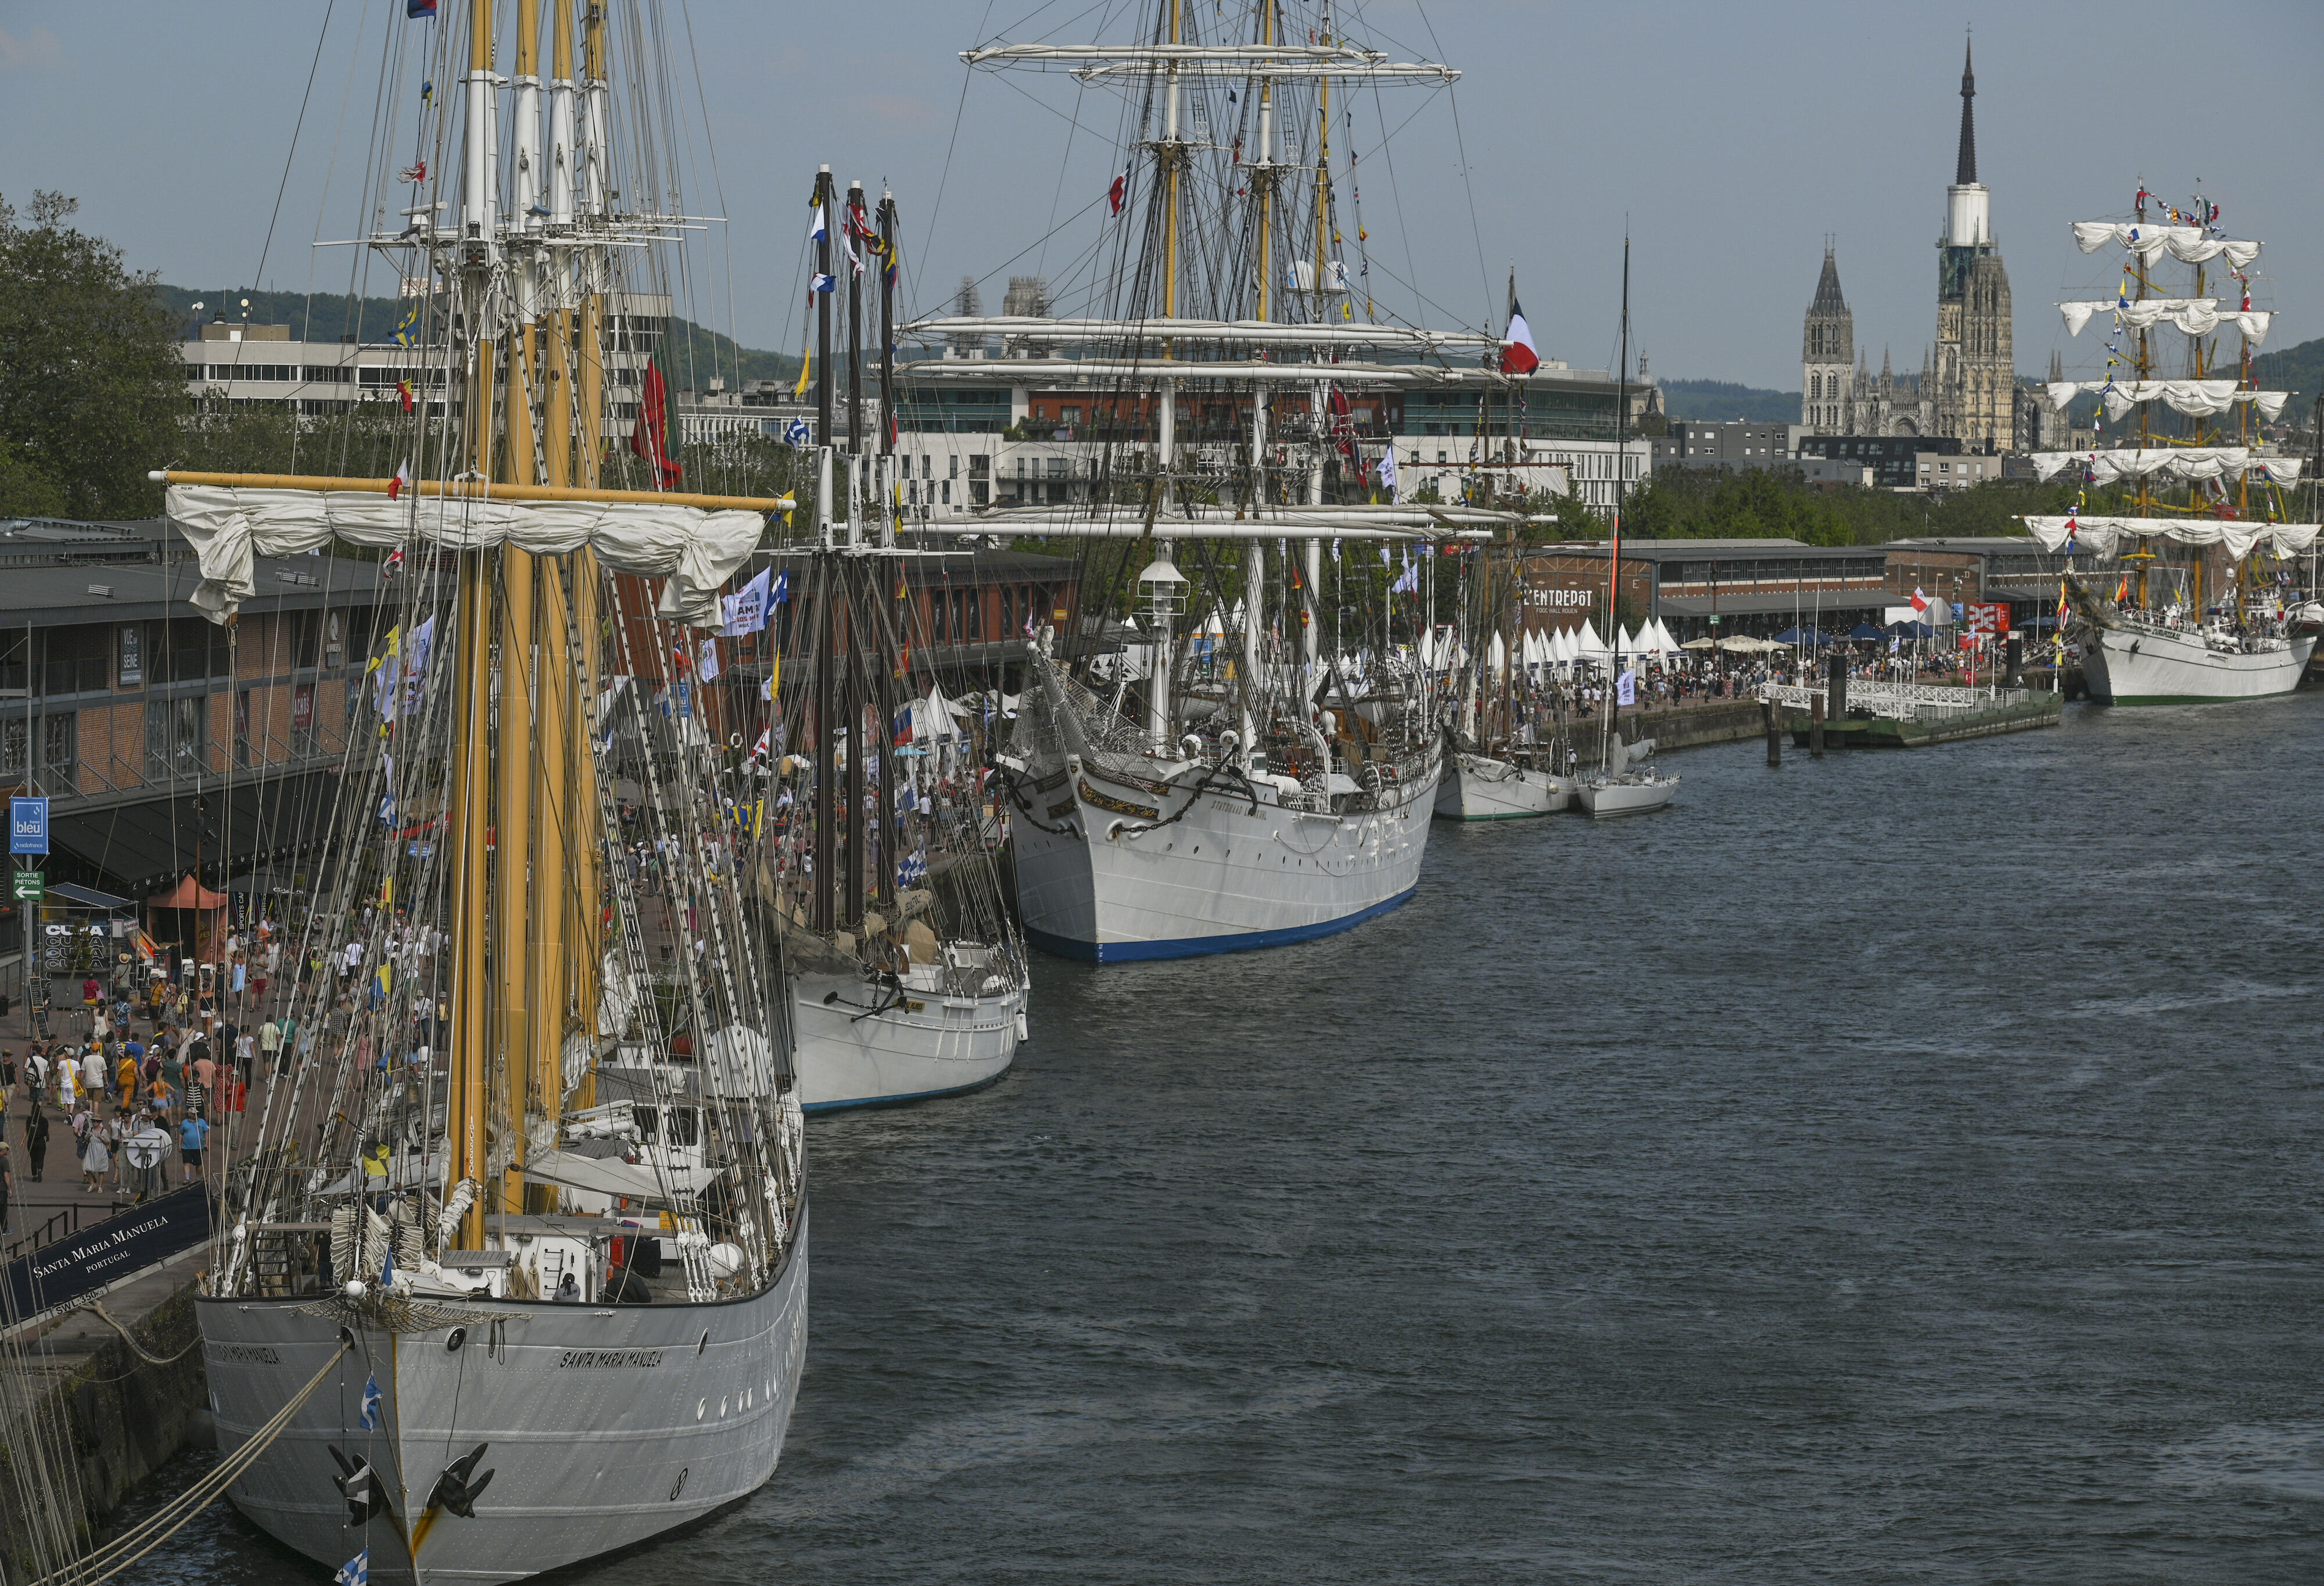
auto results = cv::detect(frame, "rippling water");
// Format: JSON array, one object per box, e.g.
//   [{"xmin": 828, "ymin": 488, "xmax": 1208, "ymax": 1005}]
[{"xmin": 132, "ymin": 695, "xmax": 2324, "ymax": 1583}]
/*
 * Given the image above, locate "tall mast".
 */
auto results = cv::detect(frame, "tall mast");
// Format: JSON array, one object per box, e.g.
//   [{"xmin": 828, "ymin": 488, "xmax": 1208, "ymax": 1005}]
[
  {"xmin": 1253, "ymin": 1, "xmax": 1275, "ymax": 323},
  {"xmin": 878, "ymin": 189, "xmax": 898, "ymax": 493},
  {"xmin": 847, "ymin": 178, "xmax": 866, "ymax": 457},
  {"xmin": 814, "ymin": 167, "xmax": 834, "ymax": 449},
  {"xmin": 1162, "ymin": 0, "xmax": 1181, "ymax": 321},
  {"xmin": 812, "ymin": 449, "xmax": 837, "ymax": 936},
  {"xmin": 447, "ymin": 0, "xmax": 503, "ymax": 1251},
  {"xmin": 1605, "ymin": 236, "xmax": 1629, "ymax": 772}
]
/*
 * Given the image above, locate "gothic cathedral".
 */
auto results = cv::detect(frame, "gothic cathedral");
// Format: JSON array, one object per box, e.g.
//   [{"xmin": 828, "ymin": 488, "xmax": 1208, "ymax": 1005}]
[{"xmin": 1802, "ymin": 42, "xmax": 2012, "ymax": 449}]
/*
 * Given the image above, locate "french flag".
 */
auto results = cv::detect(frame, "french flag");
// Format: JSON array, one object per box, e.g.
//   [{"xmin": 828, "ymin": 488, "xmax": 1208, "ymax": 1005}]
[{"xmin": 1499, "ymin": 299, "xmax": 1540, "ymax": 376}]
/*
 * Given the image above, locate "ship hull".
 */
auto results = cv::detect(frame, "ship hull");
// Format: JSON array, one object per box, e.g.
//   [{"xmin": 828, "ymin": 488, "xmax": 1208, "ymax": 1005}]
[
  {"xmin": 792, "ymin": 973, "xmax": 1021, "ymax": 1112},
  {"xmin": 198, "ymin": 1213, "xmax": 809, "ymax": 1586},
  {"xmin": 1010, "ymin": 758, "xmax": 1438, "ymax": 962},
  {"xmin": 1433, "ymin": 754, "xmax": 1567, "ymax": 819},
  {"xmin": 2081, "ymin": 625, "xmax": 2316, "ymax": 705},
  {"xmin": 1576, "ymin": 775, "xmax": 1679, "ymax": 818}
]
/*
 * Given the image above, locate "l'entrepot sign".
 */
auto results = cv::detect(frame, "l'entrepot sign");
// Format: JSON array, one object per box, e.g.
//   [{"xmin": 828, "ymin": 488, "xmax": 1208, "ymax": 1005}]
[{"xmin": 2, "ymin": 1184, "xmax": 215, "ymax": 1324}]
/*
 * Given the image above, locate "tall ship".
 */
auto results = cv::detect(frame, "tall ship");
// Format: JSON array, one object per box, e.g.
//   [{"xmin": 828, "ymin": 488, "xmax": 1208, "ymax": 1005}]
[
  {"xmin": 766, "ymin": 174, "xmax": 1028, "ymax": 1108},
  {"xmin": 2027, "ymin": 189, "xmax": 2320, "ymax": 702},
  {"xmin": 164, "ymin": 4, "xmax": 808, "ymax": 1581},
  {"xmin": 901, "ymin": 5, "xmax": 1568, "ymax": 960}
]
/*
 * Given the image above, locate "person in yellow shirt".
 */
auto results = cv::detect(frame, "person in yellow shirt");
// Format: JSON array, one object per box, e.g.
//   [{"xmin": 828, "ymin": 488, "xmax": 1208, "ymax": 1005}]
[
  {"xmin": 116, "ymin": 1050, "xmax": 139, "ymax": 1114},
  {"xmin": 361, "ymin": 1137, "xmax": 392, "ymax": 1208}
]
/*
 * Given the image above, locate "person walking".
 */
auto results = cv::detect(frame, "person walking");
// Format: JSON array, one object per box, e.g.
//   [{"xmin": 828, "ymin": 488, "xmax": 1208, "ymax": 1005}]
[
  {"xmin": 0, "ymin": 1139, "xmax": 13, "ymax": 1236},
  {"xmin": 78, "ymin": 1106, "xmax": 109, "ymax": 1193},
  {"xmin": 24, "ymin": 1101, "xmax": 49, "ymax": 1182}
]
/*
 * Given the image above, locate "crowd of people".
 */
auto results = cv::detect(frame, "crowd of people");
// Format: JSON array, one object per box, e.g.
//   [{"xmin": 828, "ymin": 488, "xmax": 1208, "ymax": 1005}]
[{"xmin": 0, "ymin": 917, "xmax": 304, "ymax": 1235}]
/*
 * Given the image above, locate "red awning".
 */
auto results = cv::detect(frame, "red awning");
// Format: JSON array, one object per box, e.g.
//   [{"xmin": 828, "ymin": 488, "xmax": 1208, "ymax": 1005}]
[{"xmin": 146, "ymin": 875, "xmax": 229, "ymax": 911}]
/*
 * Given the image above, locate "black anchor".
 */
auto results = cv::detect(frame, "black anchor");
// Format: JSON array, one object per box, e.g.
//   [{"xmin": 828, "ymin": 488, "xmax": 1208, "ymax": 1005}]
[{"xmin": 427, "ymin": 1442, "xmax": 496, "ymax": 1519}]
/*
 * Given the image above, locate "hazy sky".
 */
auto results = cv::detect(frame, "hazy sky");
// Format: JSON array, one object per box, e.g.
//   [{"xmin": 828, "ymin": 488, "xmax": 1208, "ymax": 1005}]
[{"xmin": 3, "ymin": 1, "xmax": 2318, "ymax": 391}]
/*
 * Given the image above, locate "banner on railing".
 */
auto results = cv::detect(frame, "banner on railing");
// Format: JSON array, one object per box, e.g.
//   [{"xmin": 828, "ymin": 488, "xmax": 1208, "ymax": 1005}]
[{"xmin": 1, "ymin": 1183, "xmax": 214, "ymax": 1325}]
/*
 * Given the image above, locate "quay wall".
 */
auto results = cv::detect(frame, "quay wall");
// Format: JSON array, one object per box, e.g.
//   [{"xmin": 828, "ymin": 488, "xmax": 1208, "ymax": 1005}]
[
  {"xmin": 0, "ymin": 1279, "xmax": 210, "ymax": 1575},
  {"xmin": 1622, "ymin": 701, "xmax": 1767, "ymax": 754}
]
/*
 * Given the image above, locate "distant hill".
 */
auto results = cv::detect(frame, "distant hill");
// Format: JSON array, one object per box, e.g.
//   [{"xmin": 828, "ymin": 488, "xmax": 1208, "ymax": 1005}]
[
  {"xmin": 1657, "ymin": 379, "xmax": 1801, "ymax": 424},
  {"xmin": 2253, "ymin": 334, "xmax": 2323, "ymax": 409},
  {"xmin": 150, "ymin": 284, "xmax": 799, "ymax": 389}
]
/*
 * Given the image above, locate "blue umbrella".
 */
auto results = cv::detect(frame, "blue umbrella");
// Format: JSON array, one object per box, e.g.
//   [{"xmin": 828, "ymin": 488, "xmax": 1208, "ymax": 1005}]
[
  {"xmin": 1885, "ymin": 620, "xmax": 1940, "ymax": 639},
  {"xmin": 1773, "ymin": 625, "xmax": 1833, "ymax": 646},
  {"xmin": 1847, "ymin": 622, "xmax": 1885, "ymax": 641}
]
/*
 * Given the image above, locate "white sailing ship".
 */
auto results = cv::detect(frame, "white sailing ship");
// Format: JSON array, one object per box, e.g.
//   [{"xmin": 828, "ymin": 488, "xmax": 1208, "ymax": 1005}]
[
  {"xmin": 762, "ymin": 178, "xmax": 1029, "ymax": 1105},
  {"xmin": 1436, "ymin": 752, "xmax": 1568, "ymax": 819},
  {"xmin": 907, "ymin": 9, "xmax": 1573, "ymax": 958},
  {"xmin": 1577, "ymin": 241, "xmax": 1677, "ymax": 818},
  {"xmin": 2026, "ymin": 196, "xmax": 2319, "ymax": 703},
  {"xmin": 176, "ymin": 6, "xmax": 809, "ymax": 1582}
]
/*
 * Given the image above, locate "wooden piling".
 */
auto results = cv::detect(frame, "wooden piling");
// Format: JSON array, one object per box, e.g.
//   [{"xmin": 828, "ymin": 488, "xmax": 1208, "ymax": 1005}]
[
  {"xmin": 1762, "ymin": 700, "xmax": 1781, "ymax": 766},
  {"xmin": 1810, "ymin": 693, "xmax": 1825, "ymax": 758}
]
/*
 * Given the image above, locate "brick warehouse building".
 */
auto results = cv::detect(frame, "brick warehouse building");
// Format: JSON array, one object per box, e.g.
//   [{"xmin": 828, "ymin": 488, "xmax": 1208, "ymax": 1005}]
[{"xmin": 0, "ymin": 515, "xmax": 387, "ymax": 984}]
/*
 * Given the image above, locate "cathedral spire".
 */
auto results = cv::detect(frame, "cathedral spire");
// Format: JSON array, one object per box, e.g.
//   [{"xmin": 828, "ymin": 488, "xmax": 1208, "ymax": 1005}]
[
  {"xmin": 1811, "ymin": 246, "xmax": 1848, "ymax": 314},
  {"xmin": 1956, "ymin": 35, "xmax": 1977, "ymax": 186}
]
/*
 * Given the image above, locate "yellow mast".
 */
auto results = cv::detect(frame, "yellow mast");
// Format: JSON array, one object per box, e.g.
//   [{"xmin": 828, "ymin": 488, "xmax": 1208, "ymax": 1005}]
[{"xmin": 155, "ymin": 470, "xmax": 789, "ymax": 513}]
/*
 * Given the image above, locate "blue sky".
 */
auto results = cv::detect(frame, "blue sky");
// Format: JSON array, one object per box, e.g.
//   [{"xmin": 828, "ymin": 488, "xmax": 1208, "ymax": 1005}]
[{"xmin": 3, "ymin": 1, "xmax": 2317, "ymax": 389}]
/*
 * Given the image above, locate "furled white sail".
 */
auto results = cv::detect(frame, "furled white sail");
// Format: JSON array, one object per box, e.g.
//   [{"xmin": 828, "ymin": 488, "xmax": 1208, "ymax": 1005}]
[
  {"xmin": 2042, "ymin": 380, "xmax": 2289, "ymax": 421},
  {"xmin": 2070, "ymin": 221, "xmax": 2261, "ymax": 270},
  {"xmin": 2059, "ymin": 299, "xmax": 2272, "ymax": 342},
  {"xmin": 2024, "ymin": 515, "xmax": 2319, "ymax": 560},
  {"xmin": 168, "ymin": 485, "xmax": 763, "ymax": 627},
  {"xmin": 2028, "ymin": 449, "xmax": 2302, "ymax": 487}
]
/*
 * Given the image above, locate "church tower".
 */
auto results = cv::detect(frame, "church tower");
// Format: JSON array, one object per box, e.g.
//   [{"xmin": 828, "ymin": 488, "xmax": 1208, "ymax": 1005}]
[
  {"xmin": 1801, "ymin": 246, "xmax": 1855, "ymax": 436},
  {"xmin": 1934, "ymin": 38, "xmax": 2014, "ymax": 449}
]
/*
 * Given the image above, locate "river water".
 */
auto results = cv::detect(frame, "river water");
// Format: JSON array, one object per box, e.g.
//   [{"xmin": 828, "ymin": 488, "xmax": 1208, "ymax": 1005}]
[{"xmin": 135, "ymin": 693, "xmax": 2324, "ymax": 1583}]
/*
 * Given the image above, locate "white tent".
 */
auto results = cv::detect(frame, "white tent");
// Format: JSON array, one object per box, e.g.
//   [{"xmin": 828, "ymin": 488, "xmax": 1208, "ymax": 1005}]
[
  {"xmin": 1572, "ymin": 619, "xmax": 1611, "ymax": 662},
  {"xmin": 1487, "ymin": 631, "xmax": 1507, "ymax": 683},
  {"xmin": 1651, "ymin": 617, "xmax": 1681, "ymax": 656}
]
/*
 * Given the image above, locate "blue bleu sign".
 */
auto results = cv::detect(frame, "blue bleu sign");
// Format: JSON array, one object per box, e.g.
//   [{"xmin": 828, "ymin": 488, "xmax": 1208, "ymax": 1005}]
[
  {"xmin": 9, "ymin": 797, "xmax": 48, "ymax": 856},
  {"xmin": 2, "ymin": 1183, "xmax": 215, "ymax": 1323}
]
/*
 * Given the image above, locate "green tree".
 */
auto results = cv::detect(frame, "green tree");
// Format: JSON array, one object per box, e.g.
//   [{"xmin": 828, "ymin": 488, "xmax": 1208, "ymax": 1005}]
[{"xmin": 0, "ymin": 191, "xmax": 184, "ymax": 519}]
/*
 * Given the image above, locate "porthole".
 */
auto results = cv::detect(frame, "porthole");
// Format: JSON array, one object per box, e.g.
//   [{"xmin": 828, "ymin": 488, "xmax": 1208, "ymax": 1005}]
[
  {"xmin": 446, "ymin": 1327, "xmax": 467, "ymax": 1353},
  {"xmin": 696, "ymin": 1398, "xmax": 707, "ymax": 1421},
  {"xmin": 697, "ymin": 1331, "xmax": 710, "ymax": 1356}
]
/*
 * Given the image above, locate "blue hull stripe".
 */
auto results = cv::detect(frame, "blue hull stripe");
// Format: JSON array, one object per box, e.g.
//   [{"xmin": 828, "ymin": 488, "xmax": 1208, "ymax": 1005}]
[
  {"xmin": 801, "ymin": 1068, "xmax": 1011, "ymax": 1114},
  {"xmin": 1023, "ymin": 885, "xmax": 1416, "ymax": 963}
]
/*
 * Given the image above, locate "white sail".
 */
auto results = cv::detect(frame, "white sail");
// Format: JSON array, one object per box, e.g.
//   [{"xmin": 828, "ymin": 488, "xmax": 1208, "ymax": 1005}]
[
  {"xmin": 167, "ymin": 485, "xmax": 762, "ymax": 628},
  {"xmin": 2043, "ymin": 380, "xmax": 2289, "ymax": 421},
  {"xmin": 2060, "ymin": 299, "xmax": 2272, "ymax": 342},
  {"xmin": 2028, "ymin": 449, "xmax": 2301, "ymax": 487},
  {"xmin": 2071, "ymin": 221, "xmax": 2261, "ymax": 269},
  {"xmin": 2024, "ymin": 515, "xmax": 2320, "ymax": 559}
]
